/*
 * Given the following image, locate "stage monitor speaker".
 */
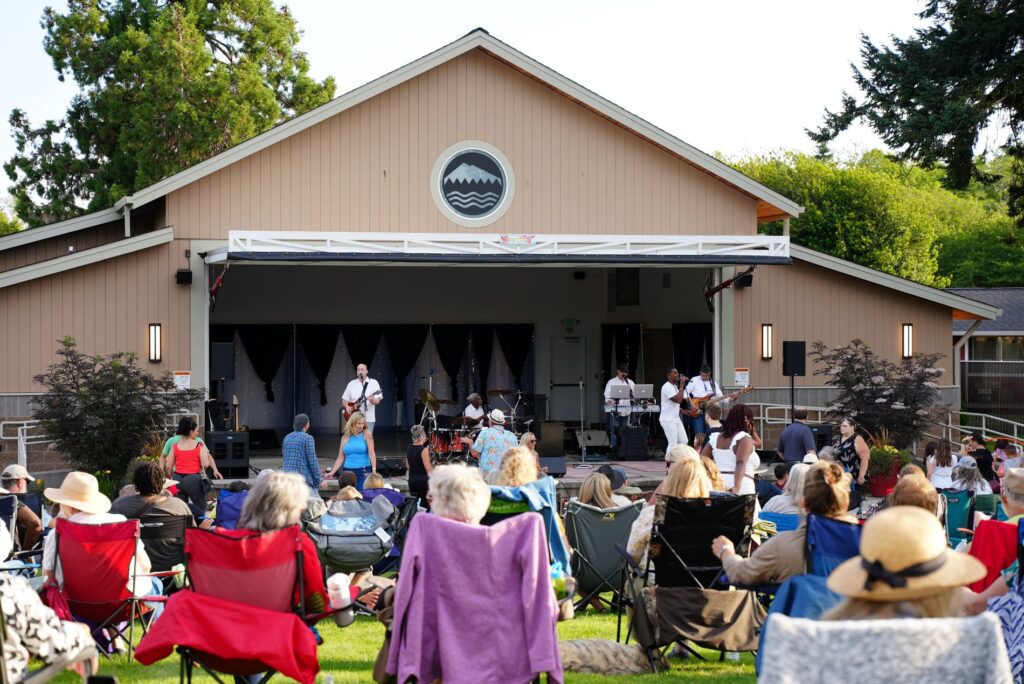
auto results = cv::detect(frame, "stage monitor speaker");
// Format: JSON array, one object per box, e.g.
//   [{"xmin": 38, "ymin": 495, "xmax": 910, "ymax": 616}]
[
  {"xmin": 539, "ymin": 456, "xmax": 567, "ymax": 478},
  {"xmin": 782, "ymin": 341, "xmax": 806, "ymax": 377},
  {"xmin": 615, "ymin": 426, "xmax": 648, "ymax": 461},
  {"xmin": 211, "ymin": 342, "xmax": 235, "ymax": 380},
  {"xmin": 378, "ymin": 458, "xmax": 407, "ymax": 478},
  {"xmin": 537, "ymin": 421, "xmax": 564, "ymax": 457}
]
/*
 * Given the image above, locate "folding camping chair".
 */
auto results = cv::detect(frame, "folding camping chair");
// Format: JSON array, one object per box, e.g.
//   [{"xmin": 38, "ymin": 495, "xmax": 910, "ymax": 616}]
[
  {"xmin": 758, "ymin": 511, "xmax": 800, "ymax": 533},
  {"xmin": 55, "ymin": 518, "xmax": 168, "ymax": 659},
  {"xmin": 213, "ymin": 489, "xmax": 247, "ymax": 530},
  {"xmin": 0, "ymin": 496, "xmax": 17, "ymax": 551},
  {"xmin": 803, "ymin": 514, "xmax": 861, "ymax": 577},
  {"xmin": 139, "ymin": 513, "xmax": 191, "ymax": 574},
  {"xmin": 753, "ymin": 574, "xmax": 843, "ymax": 675},
  {"xmin": 617, "ymin": 494, "xmax": 765, "ymax": 669},
  {"xmin": 0, "ymin": 589, "xmax": 98, "ymax": 684},
  {"xmin": 967, "ymin": 519, "xmax": 1018, "ymax": 593},
  {"xmin": 975, "ymin": 493, "xmax": 1000, "ymax": 518},
  {"xmin": 485, "ymin": 478, "xmax": 574, "ymax": 577},
  {"xmin": 942, "ymin": 489, "xmax": 975, "ymax": 548},
  {"xmin": 564, "ymin": 500, "xmax": 642, "ymax": 611},
  {"xmin": 136, "ymin": 525, "xmax": 343, "ymax": 684}
]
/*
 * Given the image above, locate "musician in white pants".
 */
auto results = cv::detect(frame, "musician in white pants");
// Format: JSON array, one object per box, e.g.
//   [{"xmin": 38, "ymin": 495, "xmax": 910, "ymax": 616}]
[{"xmin": 660, "ymin": 367, "xmax": 689, "ymax": 459}]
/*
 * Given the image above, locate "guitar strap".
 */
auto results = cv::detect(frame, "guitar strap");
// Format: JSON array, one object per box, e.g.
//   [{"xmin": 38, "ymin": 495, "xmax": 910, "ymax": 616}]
[{"xmin": 359, "ymin": 381, "xmax": 368, "ymax": 409}]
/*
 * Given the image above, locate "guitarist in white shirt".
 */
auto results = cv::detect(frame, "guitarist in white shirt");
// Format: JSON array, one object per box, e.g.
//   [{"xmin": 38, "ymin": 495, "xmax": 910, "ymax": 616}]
[
  {"xmin": 342, "ymin": 363, "xmax": 383, "ymax": 433},
  {"xmin": 685, "ymin": 364, "xmax": 737, "ymax": 446}
]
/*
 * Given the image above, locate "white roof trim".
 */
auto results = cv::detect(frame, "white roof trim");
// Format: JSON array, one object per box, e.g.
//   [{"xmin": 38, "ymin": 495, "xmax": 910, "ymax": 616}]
[
  {"xmin": 0, "ymin": 206, "xmax": 122, "ymax": 253},
  {"xmin": 0, "ymin": 227, "xmax": 173, "ymax": 290},
  {"xmin": 790, "ymin": 244, "xmax": 1001, "ymax": 320},
  {"xmin": 128, "ymin": 29, "xmax": 802, "ymax": 218},
  {"xmin": 209, "ymin": 230, "xmax": 789, "ymax": 265}
]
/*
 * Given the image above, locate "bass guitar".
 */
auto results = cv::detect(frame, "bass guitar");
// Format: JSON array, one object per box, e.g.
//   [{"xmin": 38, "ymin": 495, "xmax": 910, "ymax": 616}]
[{"xmin": 686, "ymin": 385, "xmax": 753, "ymax": 418}]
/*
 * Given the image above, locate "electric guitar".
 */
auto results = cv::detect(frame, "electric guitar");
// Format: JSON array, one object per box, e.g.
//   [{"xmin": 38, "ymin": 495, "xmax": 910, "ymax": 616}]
[
  {"xmin": 342, "ymin": 389, "xmax": 383, "ymax": 423},
  {"xmin": 686, "ymin": 385, "xmax": 754, "ymax": 418}
]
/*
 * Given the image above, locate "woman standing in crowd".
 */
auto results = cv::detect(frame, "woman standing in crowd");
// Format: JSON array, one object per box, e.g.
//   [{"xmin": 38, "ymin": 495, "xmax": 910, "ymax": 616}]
[
  {"xmin": 834, "ymin": 416, "xmax": 870, "ymax": 508},
  {"xmin": 702, "ymin": 404, "xmax": 759, "ymax": 496},
  {"xmin": 926, "ymin": 441, "xmax": 956, "ymax": 490},
  {"xmin": 165, "ymin": 416, "xmax": 222, "ymax": 513},
  {"xmin": 711, "ymin": 461, "xmax": 855, "ymax": 585},
  {"xmin": 327, "ymin": 412, "xmax": 377, "ymax": 491},
  {"xmin": 404, "ymin": 425, "xmax": 431, "ymax": 507}
]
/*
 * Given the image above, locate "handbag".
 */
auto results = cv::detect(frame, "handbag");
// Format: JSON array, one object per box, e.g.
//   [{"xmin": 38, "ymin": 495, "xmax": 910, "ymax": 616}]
[
  {"xmin": 200, "ymin": 470, "xmax": 213, "ymax": 494},
  {"xmin": 40, "ymin": 578, "xmax": 73, "ymax": 621}
]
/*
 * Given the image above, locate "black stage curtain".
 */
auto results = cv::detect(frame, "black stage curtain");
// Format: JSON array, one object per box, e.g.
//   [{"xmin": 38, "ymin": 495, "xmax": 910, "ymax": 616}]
[
  {"xmin": 432, "ymin": 325, "xmax": 470, "ymax": 401},
  {"xmin": 209, "ymin": 324, "xmax": 236, "ymax": 344},
  {"xmin": 601, "ymin": 324, "xmax": 642, "ymax": 384},
  {"xmin": 672, "ymin": 322, "xmax": 713, "ymax": 378},
  {"xmin": 384, "ymin": 325, "xmax": 429, "ymax": 402},
  {"xmin": 296, "ymin": 325, "xmax": 340, "ymax": 406},
  {"xmin": 236, "ymin": 325, "xmax": 293, "ymax": 402},
  {"xmin": 340, "ymin": 325, "xmax": 384, "ymax": 374},
  {"xmin": 495, "ymin": 324, "xmax": 534, "ymax": 387},
  {"xmin": 470, "ymin": 325, "xmax": 494, "ymax": 395}
]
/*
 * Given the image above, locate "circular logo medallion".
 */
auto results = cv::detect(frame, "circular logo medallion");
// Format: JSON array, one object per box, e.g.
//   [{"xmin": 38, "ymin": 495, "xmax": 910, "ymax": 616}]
[{"xmin": 431, "ymin": 141, "xmax": 515, "ymax": 227}]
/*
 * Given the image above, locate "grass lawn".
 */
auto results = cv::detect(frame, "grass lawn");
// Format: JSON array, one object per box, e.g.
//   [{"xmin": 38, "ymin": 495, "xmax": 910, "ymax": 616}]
[{"xmin": 48, "ymin": 610, "xmax": 755, "ymax": 683}]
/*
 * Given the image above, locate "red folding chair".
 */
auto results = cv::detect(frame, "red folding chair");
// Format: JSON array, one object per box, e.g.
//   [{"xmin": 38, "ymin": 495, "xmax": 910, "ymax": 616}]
[
  {"xmin": 55, "ymin": 517, "xmax": 168, "ymax": 658},
  {"xmin": 136, "ymin": 526, "xmax": 339, "ymax": 684}
]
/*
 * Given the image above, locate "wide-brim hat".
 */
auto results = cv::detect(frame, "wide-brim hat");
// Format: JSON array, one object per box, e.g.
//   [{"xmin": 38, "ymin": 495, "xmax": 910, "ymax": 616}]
[
  {"xmin": 828, "ymin": 506, "xmax": 985, "ymax": 601},
  {"xmin": 487, "ymin": 409, "xmax": 506, "ymax": 425},
  {"xmin": 44, "ymin": 471, "xmax": 111, "ymax": 515}
]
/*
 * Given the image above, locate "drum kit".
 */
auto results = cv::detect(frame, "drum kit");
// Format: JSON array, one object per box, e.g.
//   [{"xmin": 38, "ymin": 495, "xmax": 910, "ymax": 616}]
[{"xmin": 418, "ymin": 386, "xmax": 533, "ymax": 464}]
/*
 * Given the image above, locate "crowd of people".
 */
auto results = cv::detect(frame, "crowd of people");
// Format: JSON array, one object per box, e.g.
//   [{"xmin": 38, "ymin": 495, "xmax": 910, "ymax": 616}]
[{"xmin": 6, "ymin": 405, "xmax": 1024, "ymax": 682}]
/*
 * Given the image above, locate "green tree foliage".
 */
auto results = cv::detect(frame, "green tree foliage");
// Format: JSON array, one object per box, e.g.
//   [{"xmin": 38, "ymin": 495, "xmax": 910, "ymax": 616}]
[
  {"xmin": 808, "ymin": 0, "xmax": 1024, "ymax": 220},
  {"xmin": 32, "ymin": 337, "xmax": 204, "ymax": 481},
  {"xmin": 733, "ymin": 150, "xmax": 1019, "ymax": 287},
  {"xmin": 5, "ymin": 0, "xmax": 335, "ymax": 226}
]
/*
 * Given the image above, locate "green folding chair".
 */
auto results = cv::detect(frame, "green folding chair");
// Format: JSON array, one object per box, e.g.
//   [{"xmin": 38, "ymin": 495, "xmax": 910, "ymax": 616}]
[
  {"xmin": 975, "ymin": 494, "xmax": 1000, "ymax": 518},
  {"xmin": 941, "ymin": 490, "xmax": 975, "ymax": 548}
]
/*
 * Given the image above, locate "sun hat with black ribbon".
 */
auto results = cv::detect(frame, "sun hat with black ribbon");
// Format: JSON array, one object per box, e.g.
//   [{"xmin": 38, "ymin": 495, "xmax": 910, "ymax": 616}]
[{"xmin": 827, "ymin": 506, "xmax": 985, "ymax": 601}]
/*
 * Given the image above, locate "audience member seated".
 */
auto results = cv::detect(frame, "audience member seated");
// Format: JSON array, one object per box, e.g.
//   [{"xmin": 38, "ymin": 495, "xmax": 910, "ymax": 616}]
[
  {"xmin": 648, "ymin": 445, "xmax": 701, "ymax": 503},
  {"xmin": 999, "ymin": 443, "xmax": 1023, "ymax": 476},
  {"xmin": 711, "ymin": 461, "xmax": 854, "ymax": 586},
  {"xmin": 494, "ymin": 447, "xmax": 541, "ymax": 487},
  {"xmin": 577, "ymin": 473, "xmax": 620, "ymax": 510},
  {"xmin": 952, "ymin": 456, "xmax": 993, "ymax": 495},
  {"xmin": 0, "ymin": 572, "xmax": 97, "ymax": 681},
  {"xmin": 863, "ymin": 464, "xmax": 935, "ymax": 518},
  {"xmin": 361, "ymin": 473, "xmax": 405, "ymax": 508},
  {"xmin": 111, "ymin": 462, "xmax": 199, "ymax": 571},
  {"xmin": 702, "ymin": 454, "xmax": 729, "ymax": 493},
  {"xmin": 218, "ymin": 472, "xmax": 329, "ymax": 615},
  {"xmin": 927, "ymin": 441, "xmax": 956, "ymax": 490},
  {"xmin": 761, "ymin": 464, "xmax": 809, "ymax": 515},
  {"xmin": 755, "ymin": 464, "xmax": 787, "ymax": 504},
  {"xmin": 0, "ymin": 464, "xmax": 42, "ymax": 551},
  {"xmin": 824, "ymin": 505, "xmax": 984, "ymax": 620},
  {"xmin": 964, "ymin": 468, "xmax": 1024, "ymax": 614},
  {"xmin": 42, "ymin": 472, "xmax": 164, "ymax": 615},
  {"xmin": 336, "ymin": 486, "xmax": 362, "ymax": 502},
  {"xmin": 214, "ymin": 480, "xmax": 252, "ymax": 530},
  {"xmin": 817, "ymin": 445, "xmax": 837, "ymax": 463},
  {"xmin": 627, "ymin": 458, "xmax": 711, "ymax": 569},
  {"xmin": 595, "ymin": 465, "xmax": 635, "ymax": 506},
  {"xmin": 889, "ymin": 474, "xmax": 940, "ymax": 514}
]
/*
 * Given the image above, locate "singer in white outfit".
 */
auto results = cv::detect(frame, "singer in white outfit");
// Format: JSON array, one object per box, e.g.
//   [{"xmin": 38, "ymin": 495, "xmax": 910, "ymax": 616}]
[{"xmin": 660, "ymin": 367, "xmax": 689, "ymax": 459}]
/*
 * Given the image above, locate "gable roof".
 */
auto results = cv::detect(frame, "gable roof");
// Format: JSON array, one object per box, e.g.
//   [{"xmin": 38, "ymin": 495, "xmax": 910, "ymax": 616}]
[
  {"xmin": 790, "ymin": 245, "xmax": 1001, "ymax": 321},
  {"xmin": 948, "ymin": 288, "xmax": 1024, "ymax": 333},
  {"xmin": 1, "ymin": 28, "xmax": 803, "ymax": 255}
]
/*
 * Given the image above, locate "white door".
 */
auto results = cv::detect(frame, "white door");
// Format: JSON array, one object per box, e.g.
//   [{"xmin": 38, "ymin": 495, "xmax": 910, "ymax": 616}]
[{"xmin": 549, "ymin": 336, "xmax": 587, "ymax": 423}]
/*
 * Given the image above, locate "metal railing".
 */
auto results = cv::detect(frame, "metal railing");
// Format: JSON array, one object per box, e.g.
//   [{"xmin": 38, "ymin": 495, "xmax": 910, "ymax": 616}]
[{"xmin": 0, "ymin": 420, "xmax": 49, "ymax": 468}]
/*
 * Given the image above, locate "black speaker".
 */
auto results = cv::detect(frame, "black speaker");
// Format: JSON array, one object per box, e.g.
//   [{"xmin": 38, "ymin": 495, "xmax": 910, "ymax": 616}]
[
  {"xmin": 735, "ymin": 272, "xmax": 754, "ymax": 288},
  {"xmin": 537, "ymin": 421, "xmax": 564, "ymax": 457},
  {"xmin": 205, "ymin": 431, "xmax": 250, "ymax": 478},
  {"xmin": 616, "ymin": 426, "xmax": 648, "ymax": 460},
  {"xmin": 808, "ymin": 423, "xmax": 833, "ymax": 451},
  {"xmin": 539, "ymin": 456, "xmax": 567, "ymax": 478},
  {"xmin": 211, "ymin": 342, "xmax": 235, "ymax": 380},
  {"xmin": 175, "ymin": 268, "xmax": 193, "ymax": 285},
  {"xmin": 378, "ymin": 458, "xmax": 407, "ymax": 477},
  {"xmin": 782, "ymin": 341, "xmax": 806, "ymax": 377}
]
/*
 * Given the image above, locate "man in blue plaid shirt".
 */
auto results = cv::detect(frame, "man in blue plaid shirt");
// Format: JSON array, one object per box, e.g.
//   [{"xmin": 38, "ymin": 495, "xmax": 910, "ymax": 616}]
[{"xmin": 282, "ymin": 413, "xmax": 322, "ymax": 496}]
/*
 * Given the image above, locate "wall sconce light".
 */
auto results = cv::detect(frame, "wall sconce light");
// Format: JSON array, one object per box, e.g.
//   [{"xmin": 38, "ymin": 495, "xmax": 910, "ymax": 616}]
[
  {"xmin": 902, "ymin": 323, "xmax": 913, "ymax": 358},
  {"xmin": 761, "ymin": 323, "xmax": 773, "ymax": 360},
  {"xmin": 149, "ymin": 323, "xmax": 162, "ymax": 363}
]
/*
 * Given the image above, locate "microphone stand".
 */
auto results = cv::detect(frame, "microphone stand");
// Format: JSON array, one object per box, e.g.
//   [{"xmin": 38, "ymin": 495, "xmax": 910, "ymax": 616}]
[{"xmin": 578, "ymin": 376, "xmax": 587, "ymax": 464}]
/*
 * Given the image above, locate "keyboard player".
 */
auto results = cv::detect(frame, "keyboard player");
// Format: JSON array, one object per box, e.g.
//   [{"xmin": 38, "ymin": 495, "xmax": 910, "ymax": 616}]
[{"xmin": 603, "ymin": 364, "xmax": 635, "ymax": 451}]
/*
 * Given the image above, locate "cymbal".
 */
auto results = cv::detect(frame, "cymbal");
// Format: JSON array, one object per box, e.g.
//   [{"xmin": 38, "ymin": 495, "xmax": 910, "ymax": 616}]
[
  {"xmin": 437, "ymin": 399, "xmax": 457, "ymax": 406},
  {"xmin": 418, "ymin": 388, "xmax": 439, "ymax": 413},
  {"xmin": 488, "ymin": 388, "xmax": 514, "ymax": 397}
]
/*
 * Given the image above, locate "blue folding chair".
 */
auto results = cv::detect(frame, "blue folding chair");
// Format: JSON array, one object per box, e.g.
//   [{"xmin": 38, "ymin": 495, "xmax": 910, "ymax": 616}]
[
  {"xmin": 997, "ymin": 501, "xmax": 1008, "ymax": 522},
  {"xmin": 804, "ymin": 514, "xmax": 861, "ymax": 577},
  {"xmin": 941, "ymin": 489, "xmax": 975, "ymax": 547},
  {"xmin": 755, "ymin": 574, "xmax": 843, "ymax": 675},
  {"xmin": 214, "ymin": 489, "xmax": 247, "ymax": 530},
  {"xmin": 759, "ymin": 511, "xmax": 800, "ymax": 532}
]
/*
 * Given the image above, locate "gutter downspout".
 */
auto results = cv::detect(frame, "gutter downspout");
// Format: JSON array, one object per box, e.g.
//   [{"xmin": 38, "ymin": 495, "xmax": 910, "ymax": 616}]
[{"xmin": 953, "ymin": 319, "xmax": 983, "ymax": 389}]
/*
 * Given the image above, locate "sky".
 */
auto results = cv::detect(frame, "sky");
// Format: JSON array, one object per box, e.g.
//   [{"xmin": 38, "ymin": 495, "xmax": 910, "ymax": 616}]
[{"xmin": 0, "ymin": 0, "xmax": 936, "ymax": 180}]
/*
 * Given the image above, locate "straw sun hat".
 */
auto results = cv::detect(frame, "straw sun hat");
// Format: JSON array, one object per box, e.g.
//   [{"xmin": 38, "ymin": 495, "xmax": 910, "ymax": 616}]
[
  {"xmin": 828, "ymin": 506, "xmax": 984, "ymax": 601},
  {"xmin": 43, "ymin": 471, "xmax": 112, "ymax": 515}
]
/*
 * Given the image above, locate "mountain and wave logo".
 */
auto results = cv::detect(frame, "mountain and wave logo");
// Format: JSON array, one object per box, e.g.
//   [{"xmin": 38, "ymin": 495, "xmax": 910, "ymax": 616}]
[{"xmin": 440, "ymin": 150, "xmax": 506, "ymax": 218}]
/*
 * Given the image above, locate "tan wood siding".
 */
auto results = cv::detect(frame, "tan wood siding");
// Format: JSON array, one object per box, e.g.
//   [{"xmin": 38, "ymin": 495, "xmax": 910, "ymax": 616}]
[
  {"xmin": 733, "ymin": 260, "xmax": 954, "ymax": 388},
  {"xmin": 166, "ymin": 49, "xmax": 758, "ymax": 239},
  {"xmin": 0, "ymin": 240, "xmax": 190, "ymax": 392}
]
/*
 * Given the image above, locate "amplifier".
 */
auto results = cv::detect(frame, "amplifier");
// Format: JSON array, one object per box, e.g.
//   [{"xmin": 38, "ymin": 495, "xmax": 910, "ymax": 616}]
[
  {"xmin": 206, "ymin": 431, "xmax": 250, "ymax": 478},
  {"xmin": 539, "ymin": 456, "xmax": 567, "ymax": 478},
  {"xmin": 615, "ymin": 426, "xmax": 649, "ymax": 461},
  {"xmin": 378, "ymin": 458, "xmax": 407, "ymax": 478}
]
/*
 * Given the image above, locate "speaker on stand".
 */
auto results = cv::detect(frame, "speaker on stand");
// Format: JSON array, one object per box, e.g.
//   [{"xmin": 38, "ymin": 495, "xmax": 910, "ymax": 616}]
[{"xmin": 782, "ymin": 341, "xmax": 806, "ymax": 417}]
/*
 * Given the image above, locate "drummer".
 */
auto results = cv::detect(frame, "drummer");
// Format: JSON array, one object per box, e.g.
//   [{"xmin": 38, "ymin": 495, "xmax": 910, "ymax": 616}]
[{"xmin": 464, "ymin": 393, "xmax": 485, "ymax": 429}]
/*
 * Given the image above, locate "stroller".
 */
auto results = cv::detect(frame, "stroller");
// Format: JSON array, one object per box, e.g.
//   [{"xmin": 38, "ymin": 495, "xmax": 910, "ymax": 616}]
[{"xmin": 305, "ymin": 496, "xmax": 400, "ymax": 575}]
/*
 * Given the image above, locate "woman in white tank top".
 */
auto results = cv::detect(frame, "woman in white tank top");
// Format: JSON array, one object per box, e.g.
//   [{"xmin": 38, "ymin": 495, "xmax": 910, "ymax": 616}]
[{"xmin": 701, "ymin": 404, "xmax": 759, "ymax": 495}]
